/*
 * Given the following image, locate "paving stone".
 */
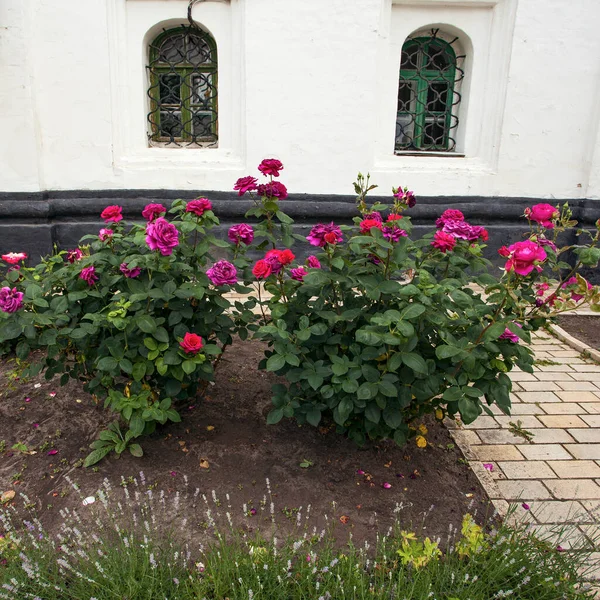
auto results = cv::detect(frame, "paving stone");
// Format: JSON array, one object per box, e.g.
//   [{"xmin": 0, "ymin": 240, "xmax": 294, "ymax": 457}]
[
  {"xmin": 497, "ymin": 460, "xmax": 556, "ymax": 479},
  {"xmin": 557, "ymin": 391, "xmax": 600, "ymax": 403},
  {"xmin": 477, "ymin": 429, "xmax": 523, "ymax": 445},
  {"xmin": 569, "ymin": 429, "xmax": 600, "ymax": 443},
  {"xmin": 517, "ymin": 444, "xmax": 573, "ymax": 461},
  {"xmin": 550, "ymin": 350, "xmax": 586, "ymax": 358},
  {"xmin": 516, "ymin": 391, "xmax": 561, "ymax": 403},
  {"xmin": 583, "ymin": 403, "xmax": 600, "ymax": 414},
  {"xmin": 534, "ymin": 372, "xmax": 576, "ymax": 381},
  {"xmin": 531, "ymin": 344, "xmax": 564, "ymax": 351},
  {"xmin": 508, "ymin": 371, "xmax": 539, "ymax": 381},
  {"xmin": 529, "ymin": 500, "xmax": 589, "ymax": 523},
  {"xmin": 549, "ymin": 461, "xmax": 600, "ymax": 479},
  {"xmin": 510, "ymin": 403, "xmax": 545, "ymax": 415},
  {"xmin": 558, "ymin": 381, "xmax": 600, "ymax": 391},
  {"xmin": 544, "ymin": 479, "xmax": 600, "ymax": 500},
  {"xmin": 473, "ymin": 445, "xmax": 525, "ymax": 462},
  {"xmin": 463, "ymin": 416, "xmax": 500, "ymax": 429},
  {"xmin": 529, "ymin": 524, "xmax": 591, "ymax": 550},
  {"xmin": 581, "ymin": 501, "xmax": 600, "ymax": 521},
  {"xmin": 540, "ymin": 402, "xmax": 585, "ymax": 414},
  {"xmin": 535, "ymin": 364, "xmax": 576, "ymax": 372},
  {"xmin": 530, "ymin": 429, "xmax": 576, "ymax": 444},
  {"xmin": 496, "ymin": 479, "xmax": 553, "ymax": 500},
  {"xmin": 449, "ymin": 429, "xmax": 481, "ymax": 447},
  {"xmin": 581, "ymin": 415, "xmax": 600, "ymax": 427},
  {"xmin": 581, "ymin": 524, "xmax": 600, "ymax": 546},
  {"xmin": 510, "ymin": 382, "xmax": 524, "ymax": 392},
  {"xmin": 563, "ymin": 445, "xmax": 600, "ymax": 460},
  {"xmin": 538, "ymin": 415, "xmax": 588, "ymax": 428},
  {"xmin": 572, "ymin": 364, "xmax": 600, "ymax": 372},
  {"xmin": 519, "ymin": 381, "xmax": 561, "ymax": 392},
  {"xmin": 495, "ymin": 415, "xmax": 544, "ymax": 428}
]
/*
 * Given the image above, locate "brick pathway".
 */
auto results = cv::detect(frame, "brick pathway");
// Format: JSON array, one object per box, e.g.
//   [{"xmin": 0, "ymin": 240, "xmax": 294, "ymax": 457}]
[{"xmin": 448, "ymin": 329, "xmax": 600, "ymax": 574}]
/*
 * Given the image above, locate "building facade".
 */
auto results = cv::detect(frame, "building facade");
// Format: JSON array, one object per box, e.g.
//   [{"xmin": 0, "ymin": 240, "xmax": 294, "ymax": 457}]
[{"xmin": 1, "ymin": 0, "xmax": 600, "ymax": 260}]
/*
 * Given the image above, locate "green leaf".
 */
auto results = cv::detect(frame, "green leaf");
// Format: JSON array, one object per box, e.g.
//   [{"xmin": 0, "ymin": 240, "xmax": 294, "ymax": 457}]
[
  {"xmin": 458, "ymin": 397, "xmax": 482, "ymax": 424},
  {"xmin": 132, "ymin": 362, "xmax": 146, "ymax": 382},
  {"xmin": 119, "ymin": 358, "xmax": 133, "ymax": 374},
  {"xmin": 84, "ymin": 446, "xmax": 112, "ymax": 467},
  {"xmin": 401, "ymin": 304, "xmax": 426, "ymax": 320},
  {"xmin": 267, "ymin": 408, "xmax": 284, "ymax": 424},
  {"xmin": 383, "ymin": 406, "xmax": 402, "ymax": 428},
  {"xmin": 97, "ymin": 357, "xmax": 118, "ymax": 371},
  {"xmin": 266, "ymin": 354, "xmax": 286, "ymax": 372},
  {"xmin": 144, "ymin": 337, "xmax": 158, "ymax": 351},
  {"xmin": 153, "ymin": 327, "xmax": 170, "ymax": 344},
  {"xmin": 32, "ymin": 297, "xmax": 49, "ymax": 308},
  {"xmin": 129, "ymin": 415, "xmax": 145, "ymax": 436},
  {"xmin": 401, "ymin": 352, "xmax": 428, "ymax": 375},
  {"xmin": 25, "ymin": 284, "xmax": 43, "ymax": 300},
  {"xmin": 379, "ymin": 380, "xmax": 397, "ymax": 397},
  {"xmin": 310, "ymin": 323, "xmax": 328, "ymax": 336},
  {"xmin": 306, "ymin": 409, "xmax": 321, "ymax": 427},
  {"xmin": 129, "ymin": 444, "xmax": 143, "ymax": 458},
  {"xmin": 334, "ymin": 397, "xmax": 353, "ymax": 425},
  {"xmin": 342, "ymin": 379, "xmax": 359, "ymax": 393},
  {"xmin": 365, "ymin": 402, "xmax": 381, "ymax": 424},
  {"xmin": 435, "ymin": 345, "xmax": 462, "ymax": 360},
  {"xmin": 0, "ymin": 320, "xmax": 23, "ymax": 341},
  {"xmin": 182, "ymin": 360, "xmax": 196, "ymax": 375},
  {"xmin": 137, "ymin": 315, "xmax": 157, "ymax": 334}
]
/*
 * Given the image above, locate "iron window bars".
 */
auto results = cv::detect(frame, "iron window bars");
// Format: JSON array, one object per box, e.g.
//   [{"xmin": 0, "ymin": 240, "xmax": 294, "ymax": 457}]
[
  {"xmin": 147, "ymin": 25, "xmax": 218, "ymax": 147},
  {"xmin": 395, "ymin": 30, "xmax": 464, "ymax": 153}
]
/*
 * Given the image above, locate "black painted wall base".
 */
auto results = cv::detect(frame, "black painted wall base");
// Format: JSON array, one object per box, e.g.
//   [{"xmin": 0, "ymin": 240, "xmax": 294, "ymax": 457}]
[{"xmin": 1, "ymin": 190, "xmax": 599, "ymax": 281}]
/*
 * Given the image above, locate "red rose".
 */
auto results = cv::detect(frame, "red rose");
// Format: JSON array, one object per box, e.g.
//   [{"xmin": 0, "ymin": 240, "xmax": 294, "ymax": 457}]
[
  {"xmin": 252, "ymin": 259, "xmax": 272, "ymax": 279},
  {"xmin": 100, "ymin": 205, "xmax": 123, "ymax": 223},
  {"xmin": 258, "ymin": 158, "xmax": 284, "ymax": 177},
  {"xmin": 387, "ymin": 214, "xmax": 403, "ymax": 222},
  {"xmin": 186, "ymin": 198, "xmax": 212, "ymax": 216},
  {"xmin": 180, "ymin": 332, "xmax": 204, "ymax": 354},
  {"xmin": 278, "ymin": 249, "xmax": 295, "ymax": 265},
  {"xmin": 360, "ymin": 219, "xmax": 383, "ymax": 234},
  {"xmin": 498, "ymin": 246, "xmax": 510, "ymax": 257},
  {"xmin": 324, "ymin": 232, "xmax": 339, "ymax": 244}
]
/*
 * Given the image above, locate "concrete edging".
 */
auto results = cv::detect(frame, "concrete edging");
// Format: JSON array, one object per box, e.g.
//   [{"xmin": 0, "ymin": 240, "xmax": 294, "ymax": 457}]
[{"xmin": 548, "ymin": 323, "xmax": 600, "ymax": 364}]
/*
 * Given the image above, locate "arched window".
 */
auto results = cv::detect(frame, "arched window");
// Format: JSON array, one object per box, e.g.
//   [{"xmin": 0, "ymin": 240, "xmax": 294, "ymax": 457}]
[
  {"xmin": 395, "ymin": 30, "xmax": 464, "ymax": 153},
  {"xmin": 147, "ymin": 25, "xmax": 218, "ymax": 147}
]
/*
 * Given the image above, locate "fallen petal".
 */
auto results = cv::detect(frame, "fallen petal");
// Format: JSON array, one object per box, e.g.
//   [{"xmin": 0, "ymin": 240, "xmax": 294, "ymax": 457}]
[
  {"xmin": 1, "ymin": 491, "xmax": 16, "ymax": 503},
  {"xmin": 522, "ymin": 502, "xmax": 530, "ymax": 510},
  {"xmin": 47, "ymin": 449, "xmax": 58, "ymax": 456},
  {"xmin": 382, "ymin": 482, "xmax": 392, "ymax": 489},
  {"xmin": 356, "ymin": 469, "xmax": 365, "ymax": 476},
  {"xmin": 82, "ymin": 497, "xmax": 96, "ymax": 506},
  {"xmin": 170, "ymin": 471, "xmax": 177, "ymax": 477},
  {"xmin": 483, "ymin": 463, "xmax": 494, "ymax": 472},
  {"xmin": 33, "ymin": 423, "xmax": 40, "ymax": 428},
  {"xmin": 25, "ymin": 398, "xmax": 31, "ymax": 403}
]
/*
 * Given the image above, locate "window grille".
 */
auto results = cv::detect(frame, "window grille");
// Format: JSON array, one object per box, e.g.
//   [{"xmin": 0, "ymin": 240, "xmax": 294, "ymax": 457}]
[
  {"xmin": 395, "ymin": 30, "xmax": 464, "ymax": 153},
  {"xmin": 147, "ymin": 25, "xmax": 218, "ymax": 147}
]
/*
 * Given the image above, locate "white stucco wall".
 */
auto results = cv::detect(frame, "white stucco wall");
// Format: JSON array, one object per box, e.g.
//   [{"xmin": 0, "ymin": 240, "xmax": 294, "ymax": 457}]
[{"xmin": 1, "ymin": 0, "xmax": 600, "ymax": 198}]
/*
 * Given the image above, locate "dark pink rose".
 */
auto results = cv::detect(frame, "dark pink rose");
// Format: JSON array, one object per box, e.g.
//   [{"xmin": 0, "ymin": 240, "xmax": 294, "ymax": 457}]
[
  {"xmin": 252, "ymin": 259, "xmax": 272, "ymax": 279},
  {"xmin": 257, "ymin": 181, "xmax": 288, "ymax": 200},
  {"xmin": 504, "ymin": 241, "xmax": 547, "ymax": 276},
  {"xmin": 67, "ymin": 248, "xmax": 83, "ymax": 263},
  {"xmin": 383, "ymin": 226, "xmax": 408, "ymax": 242},
  {"xmin": 186, "ymin": 198, "xmax": 212, "ymax": 217},
  {"xmin": 526, "ymin": 203, "xmax": 558, "ymax": 228},
  {"xmin": 264, "ymin": 250, "xmax": 284, "ymax": 274},
  {"xmin": 306, "ymin": 255, "xmax": 321, "ymax": 269},
  {"xmin": 234, "ymin": 176, "xmax": 258, "ymax": 196},
  {"xmin": 307, "ymin": 223, "xmax": 343, "ymax": 247},
  {"xmin": 538, "ymin": 237, "xmax": 558, "ymax": 252},
  {"xmin": 142, "ymin": 203, "xmax": 167, "ymax": 222},
  {"xmin": 435, "ymin": 209, "xmax": 464, "ymax": 229},
  {"xmin": 100, "ymin": 205, "xmax": 123, "ymax": 223},
  {"xmin": 80, "ymin": 266, "xmax": 98, "ymax": 286},
  {"xmin": 393, "ymin": 188, "xmax": 416, "ymax": 208},
  {"xmin": 290, "ymin": 267, "xmax": 308, "ymax": 281},
  {"xmin": 99, "ymin": 228, "xmax": 113, "ymax": 241},
  {"xmin": 228, "ymin": 224, "xmax": 254, "ymax": 245},
  {"xmin": 442, "ymin": 220, "xmax": 482, "ymax": 241},
  {"xmin": 258, "ymin": 158, "xmax": 284, "ymax": 177},
  {"xmin": 561, "ymin": 276, "xmax": 593, "ymax": 302},
  {"xmin": 1, "ymin": 253, "xmax": 27, "ymax": 265},
  {"xmin": 120, "ymin": 263, "xmax": 141, "ymax": 278},
  {"xmin": 499, "ymin": 323, "xmax": 521, "ymax": 343},
  {"xmin": 431, "ymin": 230, "xmax": 456, "ymax": 253},
  {"xmin": 364, "ymin": 212, "xmax": 383, "ymax": 222},
  {"xmin": 0, "ymin": 286, "xmax": 24, "ymax": 313},
  {"xmin": 145, "ymin": 217, "xmax": 179, "ymax": 256},
  {"xmin": 206, "ymin": 260, "xmax": 237, "ymax": 286},
  {"xmin": 180, "ymin": 332, "xmax": 203, "ymax": 354}
]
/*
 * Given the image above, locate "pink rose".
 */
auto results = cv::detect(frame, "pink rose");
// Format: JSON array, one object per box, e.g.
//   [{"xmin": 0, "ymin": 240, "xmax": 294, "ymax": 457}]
[
  {"xmin": 180, "ymin": 332, "xmax": 203, "ymax": 355},
  {"xmin": 442, "ymin": 220, "xmax": 482, "ymax": 241},
  {"xmin": 80, "ymin": 266, "xmax": 98, "ymax": 286},
  {"xmin": 290, "ymin": 266, "xmax": 308, "ymax": 281},
  {"xmin": 186, "ymin": 198, "xmax": 212, "ymax": 217},
  {"xmin": 364, "ymin": 212, "xmax": 383, "ymax": 222},
  {"xmin": 264, "ymin": 249, "xmax": 295, "ymax": 274},
  {"xmin": 120, "ymin": 263, "xmax": 141, "ymax": 278},
  {"xmin": 100, "ymin": 205, "xmax": 123, "ymax": 223},
  {"xmin": 307, "ymin": 223, "xmax": 343, "ymax": 247},
  {"xmin": 1, "ymin": 253, "xmax": 27, "ymax": 265},
  {"xmin": 499, "ymin": 323, "xmax": 522, "ymax": 343},
  {"xmin": 561, "ymin": 276, "xmax": 593, "ymax": 302},
  {"xmin": 228, "ymin": 224, "xmax": 254, "ymax": 245},
  {"xmin": 306, "ymin": 255, "xmax": 321, "ymax": 269},
  {"xmin": 435, "ymin": 209, "xmax": 464, "ymax": 229},
  {"xmin": 526, "ymin": 203, "xmax": 558, "ymax": 228},
  {"xmin": 142, "ymin": 203, "xmax": 167, "ymax": 222},
  {"xmin": 66, "ymin": 248, "xmax": 83, "ymax": 263},
  {"xmin": 257, "ymin": 181, "xmax": 288, "ymax": 200},
  {"xmin": 504, "ymin": 241, "xmax": 547, "ymax": 276},
  {"xmin": 99, "ymin": 228, "xmax": 113, "ymax": 241},
  {"xmin": 393, "ymin": 188, "xmax": 416, "ymax": 208},
  {"xmin": 252, "ymin": 260, "xmax": 272, "ymax": 279},
  {"xmin": 145, "ymin": 217, "xmax": 179, "ymax": 256},
  {"xmin": 383, "ymin": 226, "xmax": 407, "ymax": 243},
  {"xmin": 206, "ymin": 260, "xmax": 237, "ymax": 286},
  {"xmin": 258, "ymin": 158, "xmax": 284, "ymax": 177},
  {"xmin": 234, "ymin": 176, "xmax": 258, "ymax": 196},
  {"xmin": 0, "ymin": 287, "xmax": 24, "ymax": 313},
  {"xmin": 431, "ymin": 230, "xmax": 456, "ymax": 253}
]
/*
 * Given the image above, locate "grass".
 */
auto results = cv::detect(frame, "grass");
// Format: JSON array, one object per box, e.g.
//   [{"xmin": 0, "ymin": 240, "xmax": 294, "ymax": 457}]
[{"xmin": 0, "ymin": 475, "xmax": 596, "ymax": 599}]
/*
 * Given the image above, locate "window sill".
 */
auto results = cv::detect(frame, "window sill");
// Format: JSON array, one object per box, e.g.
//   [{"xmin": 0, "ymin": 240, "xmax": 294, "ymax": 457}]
[{"xmin": 394, "ymin": 151, "xmax": 466, "ymax": 158}]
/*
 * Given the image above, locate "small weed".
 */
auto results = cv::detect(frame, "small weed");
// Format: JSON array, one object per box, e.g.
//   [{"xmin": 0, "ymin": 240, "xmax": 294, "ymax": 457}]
[
  {"xmin": 299, "ymin": 458, "xmax": 314, "ymax": 468},
  {"xmin": 533, "ymin": 359, "xmax": 560, "ymax": 366},
  {"xmin": 509, "ymin": 420, "xmax": 535, "ymax": 443},
  {"xmin": 457, "ymin": 458, "xmax": 469, "ymax": 466},
  {"xmin": 281, "ymin": 506, "xmax": 300, "ymax": 520},
  {"xmin": 0, "ymin": 440, "xmax": 6, "ymax": 453}
]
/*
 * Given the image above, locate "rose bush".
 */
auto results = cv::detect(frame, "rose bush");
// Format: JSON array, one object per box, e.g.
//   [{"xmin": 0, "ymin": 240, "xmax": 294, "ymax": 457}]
[
  {"xmin": 247, "ymin": 172, "xmax": 600, "ymax": 447},
  {"xmin": 0, "ymin": 199, "xmax": 254, "ymax": 464}
]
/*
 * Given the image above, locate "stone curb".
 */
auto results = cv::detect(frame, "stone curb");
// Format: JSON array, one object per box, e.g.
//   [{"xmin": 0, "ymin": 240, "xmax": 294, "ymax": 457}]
[{"xmin": 548, "ymin": 323, "xmax": 600, "ymax": 364}]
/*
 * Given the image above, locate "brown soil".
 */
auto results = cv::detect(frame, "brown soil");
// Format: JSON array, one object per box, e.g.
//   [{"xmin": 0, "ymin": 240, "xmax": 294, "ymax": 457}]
[
  {"xmin": 0, "ymin": 340, "xmax": 490, "ymax": 544},
  {"xmin": 557, "ymin": 315, "xmax": 600, "ymax": 351}
]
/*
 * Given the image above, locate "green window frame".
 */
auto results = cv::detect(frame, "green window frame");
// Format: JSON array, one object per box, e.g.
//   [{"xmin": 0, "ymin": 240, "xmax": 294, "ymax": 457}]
[
  {"xmin": 147, "ymin": 25, "xmax": 218, "ymax": 147},
  {"xmin": 395, "ymin": 33, "xmax": 464, "ymax": 153}
]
